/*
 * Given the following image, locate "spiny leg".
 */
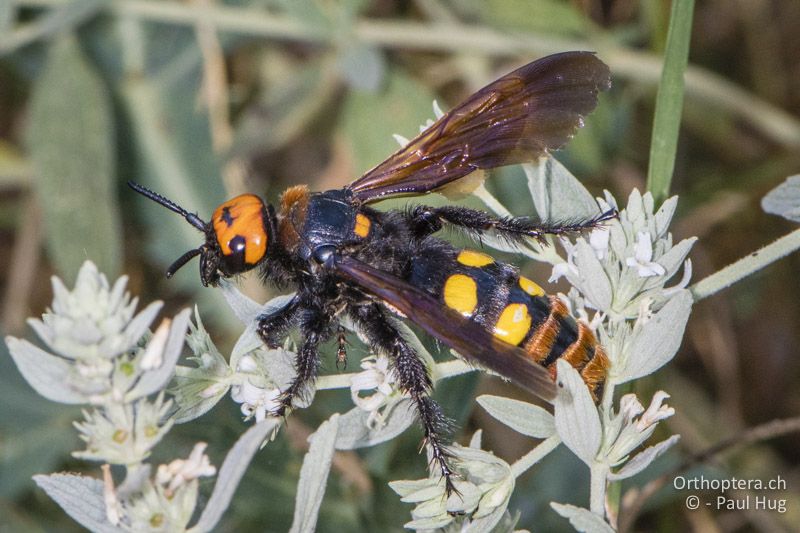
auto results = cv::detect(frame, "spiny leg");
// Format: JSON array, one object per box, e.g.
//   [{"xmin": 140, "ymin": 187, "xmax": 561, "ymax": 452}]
[
  {"xmin": 257, "ymin": 295, "xmax": 301, "ymax": 349},
  {"xmin": 350, "ymin": 303, "xmax": 457, "ymax": 494},
  {"xmin": 409, "ymin": 204, "xmax": 617, "ymax": 242},
  {"xmin": 272, "ymin": 306, "xmax": 331, "ymax": 416}
]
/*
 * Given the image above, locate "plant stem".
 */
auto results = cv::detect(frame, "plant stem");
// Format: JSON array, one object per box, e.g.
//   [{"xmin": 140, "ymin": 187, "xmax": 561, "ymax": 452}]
[
  {"xmin": 589, "ymin": 462, "xmax": 609, "ymax": 516},
  {"xmin": 690, "ymin": 226, "xmax": 800, "ymax": 301},
  {"xmin": 510, "ymin": 434, "xmax": 561, "ymax": 478}
]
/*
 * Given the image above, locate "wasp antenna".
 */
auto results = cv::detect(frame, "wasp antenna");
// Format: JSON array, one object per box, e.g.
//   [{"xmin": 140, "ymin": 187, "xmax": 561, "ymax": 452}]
[
  {"xmin": 127, "ymin": 181, "xmax": 207, "ymax": 232},
  {"xmin": 166, "ymin": 248, "xmax": 203, "ymax": 278}
]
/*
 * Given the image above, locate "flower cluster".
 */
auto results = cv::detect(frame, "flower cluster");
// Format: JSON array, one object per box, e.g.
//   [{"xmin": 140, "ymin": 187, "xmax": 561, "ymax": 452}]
[
  {"xmin": 349, "ymin": 354, "xmax": 399, "ymax": 428},
  {"xmin": 103, "ymin": 443, "xmax": 216, "ymax": 530},
  {"xmin": 389, "ymin": 432, "xmax": 515, "ymax": 531},
  {"xmin": 552, "ymin": 189, "xmax": 695, "ymax": 322}
]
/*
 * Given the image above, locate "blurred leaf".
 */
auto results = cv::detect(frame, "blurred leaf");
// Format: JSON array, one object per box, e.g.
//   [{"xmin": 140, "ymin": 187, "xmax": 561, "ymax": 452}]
[
  {"xmin": 341, "ymin": 69, "xmax": 436, "ymax": 176},
  {"xmin": 336, "ymin": 43, "xmax": 386, "ymax": 92},
  {"xmin": 0, "ymin": 0, "xmax": 104, "ymax": 57},
  {"xmin": 231, "ymin": 56, "xmax": 338, "ymax": 160},
  {"xmin": 762, "ymin": 175, "xmax": 800, "ymax": 223},
  {"xmin": 0, "ymin": 140, "xmax": 31, "ymax": 190},
  {"xmin": 26, "ymin": 34, "xmax": 122, "ymax": 279},
  {"xmin": 275, "ymin": 0, "xmax": 333, "ymax": 31},
  {"xmin": 481, "ymin": 0, "xmax": 587, "ymax": 36},
  {"xmin": 0, "ymin": 2, "xmax": 14, "ymax": 36},
  {"xmin": 645, "ymin": 0, "xmax": 695, "ymax": 204}
]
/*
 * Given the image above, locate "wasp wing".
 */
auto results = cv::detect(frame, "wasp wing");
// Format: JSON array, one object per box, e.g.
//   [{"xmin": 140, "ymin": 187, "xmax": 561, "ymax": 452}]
[
  {"xmin": 335, "ymin": 256, "xmax": 557, "ymax": 402},
  {"xmin": 347, "ymin": 51, "xmax": 610, "ymax": 203}
]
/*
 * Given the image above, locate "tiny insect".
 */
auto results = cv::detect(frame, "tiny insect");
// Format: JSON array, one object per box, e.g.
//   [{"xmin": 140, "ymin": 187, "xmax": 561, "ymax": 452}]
[{"xmin": 130, "ymin": 51, "xmax": 613, "ymax": 494}]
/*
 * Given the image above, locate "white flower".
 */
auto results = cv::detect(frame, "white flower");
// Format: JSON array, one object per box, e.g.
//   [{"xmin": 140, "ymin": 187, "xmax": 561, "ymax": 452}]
[
  {"xmin": 156, "ymin": 442, "xmax": 216, "ymax": 496},
  {"xmin": 73, "ymin": 394, "xmax": 174, "ymax": 464},
  {"xmin": 350, "ymin": 355, "xmax": 397, "ymax": 427},
  {"xmin": 27, "ymin": 261, "xmax": 162, "ymax": 361},
  {"xmin": 231, "ymin": 379, "xmax": 282, "ymax": 422},
  {"xmin": 606, "ymin": 391, "xmax": 675, "ymax": 467},
  {"xmin": 589, "ymin": 227, "xmax": 610, "ymax": 260},
  {"xmin": 549, "ymin": 239, "xmax": 579, "ymax": 283},
  {"xmin": 626, "ymin": 232, "xmax": 666, "ymax": 277},
  {"xmin": 636, "ymin": 391, "xmax": 675, "ymax": 431}
]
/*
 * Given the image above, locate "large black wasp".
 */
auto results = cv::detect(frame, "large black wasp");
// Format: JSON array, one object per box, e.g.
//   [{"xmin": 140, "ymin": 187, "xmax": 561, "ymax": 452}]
[{"xmin": 130, "ymin": 51, "xmax": 613, "ymax": 492}]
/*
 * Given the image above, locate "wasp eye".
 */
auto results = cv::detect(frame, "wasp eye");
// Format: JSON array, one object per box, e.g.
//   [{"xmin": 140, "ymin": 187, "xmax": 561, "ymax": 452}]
[{"xmin": 229, "ymin": 235, "xmax": 246, "ymax": 254}]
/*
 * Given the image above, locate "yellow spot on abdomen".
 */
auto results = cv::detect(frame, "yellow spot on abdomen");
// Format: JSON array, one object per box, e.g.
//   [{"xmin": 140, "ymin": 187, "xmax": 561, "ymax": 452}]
[
  {"xmin": 443, "ymin": 274, "xmax": 478, "ymax": 317},
  {"xmin": 519, "ymin": 276, "xmax": 544, "ymax": 297},
  {"xmin": 354, "ymin": 213, "xmax": 371, "ymax": 238},
  {"xmin": 457, "ymin": 250, "xmax": 495, "ymax": 267},
  {"xmin": 494, "ymin": 303, "xmax": 532, "ymax": 346}
]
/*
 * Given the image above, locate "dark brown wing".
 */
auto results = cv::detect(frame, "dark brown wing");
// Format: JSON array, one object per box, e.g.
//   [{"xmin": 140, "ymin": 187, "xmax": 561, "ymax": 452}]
[
  {"xmin": 347, "ymin": 51, "xmax": 611, "ymax": 204},
  {"xmin": 335, "ymin": 256, "xmax": 557, "ymax": 402}
]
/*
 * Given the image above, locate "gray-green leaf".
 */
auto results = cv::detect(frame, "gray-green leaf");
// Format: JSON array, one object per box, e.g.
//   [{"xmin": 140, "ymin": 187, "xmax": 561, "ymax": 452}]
[
  {"xmin": 290, "ymin": 414, "xmax": 340, "ymax": 533},
  {"xmin": 553, "ymin": 360, "xmax": 601, "ymax": 466},
  {"xmin": 189, "ymin": 419, "xmax": 280, "ymax": 533},
  {"xmin": 550, "ymin": 503, "xmax": 615, "ymax": 533},
  {"xmin": 26, "ymin": 35, "xmax": 121, "ymax": 279},
  {"xmin": 476, "ymin": 395, "xmax": 555, "ymax": 438},
  {"xmin": 34, "ymin": 474, "xmax": 118, "ymax": 533},
  {"xmin": 762, "ymin": 175, "xmax": 800, "ymax": 223},
  {"xmin": 5, "ymin": 337, "xmax": 87, "ymax": 404},
  {"xmin": 617, "ymin": 290, "xmax": 693, "ymax": 383}
]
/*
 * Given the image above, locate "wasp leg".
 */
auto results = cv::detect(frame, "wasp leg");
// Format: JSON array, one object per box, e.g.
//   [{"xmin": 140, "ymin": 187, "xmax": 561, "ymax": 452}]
[
  {"xmin": 409, "ymin": 205, "xmax": 617, "ymax": 243},
  {"xmin": 257, "ymin": 295, "xmax": 301, "ymax": 349},
  {"xmin": 272, "ymin": 306, "xmax": 332, "ymax": 416},
  {"xmin": 350, "ymin": 303, "xmax": 458, "ymax": 495}
]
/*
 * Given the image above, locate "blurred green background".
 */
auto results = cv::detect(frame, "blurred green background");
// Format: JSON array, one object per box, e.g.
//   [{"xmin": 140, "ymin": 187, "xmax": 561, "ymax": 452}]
[{"xmin": 2, "ymin": 1, "xmax": 800, "ymax": 531}]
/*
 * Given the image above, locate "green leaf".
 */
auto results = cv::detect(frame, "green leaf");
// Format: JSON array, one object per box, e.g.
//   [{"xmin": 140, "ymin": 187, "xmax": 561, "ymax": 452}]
[
  {"xmin": 26, "ymin": 35, "xmax": 122, "ymax": 279},
  {"xmin": 646, "ymin": 0, "xmax": 695, "ymax": 203}
]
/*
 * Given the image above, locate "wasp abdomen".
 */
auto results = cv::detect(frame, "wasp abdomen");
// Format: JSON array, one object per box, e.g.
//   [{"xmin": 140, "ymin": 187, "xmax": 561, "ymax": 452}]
[{"xmin": 409, "ymin": 247, "xmax": 608, "ymax": 398}]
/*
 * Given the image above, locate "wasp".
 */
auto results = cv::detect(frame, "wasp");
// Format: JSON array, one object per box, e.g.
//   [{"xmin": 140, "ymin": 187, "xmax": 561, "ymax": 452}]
[{"xmin": 130, "ymin": 51, "xmax": 613, "ymax": 493}]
